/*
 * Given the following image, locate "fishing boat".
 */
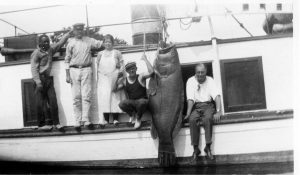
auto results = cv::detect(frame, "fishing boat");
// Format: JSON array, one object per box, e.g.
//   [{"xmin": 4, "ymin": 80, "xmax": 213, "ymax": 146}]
[{"xmin": 0, "ymin": 3, "xmax": 293, "ymax": 169}]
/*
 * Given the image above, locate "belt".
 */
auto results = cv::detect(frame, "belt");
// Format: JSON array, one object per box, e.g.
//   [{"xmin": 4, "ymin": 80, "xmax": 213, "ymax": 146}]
[
  {"xmin": 195, "ymin": 101, "xmax": 213, "ymax": 105},
  {"xmin": 70, "ymin": 64, "xmax": 91, "ymax": 69}
]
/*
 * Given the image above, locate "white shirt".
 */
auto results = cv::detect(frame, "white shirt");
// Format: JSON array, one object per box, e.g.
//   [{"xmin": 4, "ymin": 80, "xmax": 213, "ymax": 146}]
[
  {"xmin": 186, "ymin": 76, "xmax": 220, "ymax": 103},
  {"xmin": 65, "ymin": 36, "xmax": 103, "ymax": 69}
]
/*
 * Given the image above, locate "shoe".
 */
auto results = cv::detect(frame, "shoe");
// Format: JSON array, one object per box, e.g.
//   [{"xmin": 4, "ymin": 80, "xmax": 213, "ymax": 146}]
[
  {"xmin": 84, "ymin": 122, "xmax": 94, "ymax": 130},
  {"xmin": 38, "ymin": 125, "xmax": 53, "ymax": 132},
  {"xmin": 127, "ymin": 116, "xmax": 134, "ymax": 127},
  {"xmin": 192, "ymin": 148, "xmax": 201, "ymax": 161},
  {"xmin": 113, "ymin": 120, "xmax": 120, "ymax": 127},
  {"xmin": 99, "ymin": 120, "xmax": 108, "ymax": 129},
  {"xmin": 204, "ymin": 147, "xmax": 215, "ymax": 160},
  {"xmin": 134, "ymin": 118, "xmax": 141, "ymax": 129},
  {"xmin": 129, "ymin": 116, "xmax": 135, "ymax": 123},
  {"xmin": 55, "ymin": 124, "xmax": 65, "ymax": 132},
  {"xmin": 74, "ymin": 124, "xmax": 81, "ymax": 132}
]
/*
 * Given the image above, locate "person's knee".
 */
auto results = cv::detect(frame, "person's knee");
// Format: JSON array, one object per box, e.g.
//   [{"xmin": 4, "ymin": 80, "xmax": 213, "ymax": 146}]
[
  {"xmin": 118, "ymin": 101, "xmax": 127, "ymax": 110},
  {"xmin": 203, "ymin": 116, "xmax": 213, "ymax": 124},
  {"xmin": 189, "ymin": 115, "xmax": 198, "ymax": 124}
]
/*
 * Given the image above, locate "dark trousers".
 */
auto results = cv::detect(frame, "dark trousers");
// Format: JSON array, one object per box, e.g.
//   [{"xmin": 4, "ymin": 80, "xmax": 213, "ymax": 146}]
[
  {"xmin": 34, "ymin": 76, "xmax": 59, "ymax": 126},
  {"xmin": 104, "ymin": 113, "xmax": 118, "ymax": 122},
  {"xmin": 189, "ymin": 102, "xmax": 215, "ymax": 146},
  {"xmin": 119, "ymin": 98, "xmax": 148, "ymax": 119}
]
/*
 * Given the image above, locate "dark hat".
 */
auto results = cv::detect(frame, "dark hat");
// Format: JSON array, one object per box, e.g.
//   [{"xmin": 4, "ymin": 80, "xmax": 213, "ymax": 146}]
[
  {"xmin": 73, "ymin": 23, "xmax": 85, "ymax": 30},
  {"xmin": 125, "ymin": 62, "xmax": 137, "ymax": 71}
]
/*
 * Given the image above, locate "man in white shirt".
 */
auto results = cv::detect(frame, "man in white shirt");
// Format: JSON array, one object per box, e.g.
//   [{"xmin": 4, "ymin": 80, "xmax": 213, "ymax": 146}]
[
  {"xmin": 184, "ymin": 63, "xmax": 222, "ymax": 160},
  {"xmin": 65, "ymin": 23, "xmax": 103, "ymax": 131}
]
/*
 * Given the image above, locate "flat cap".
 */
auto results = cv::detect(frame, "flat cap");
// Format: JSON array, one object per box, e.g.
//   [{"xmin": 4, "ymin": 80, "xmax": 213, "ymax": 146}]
[
  {"xmin": 125, "ymin": 62, "xmax": 137, "ymax": 71},
  {"xmin": 73, "ymin": 23, "xmax": 85, "ymax": 30}
]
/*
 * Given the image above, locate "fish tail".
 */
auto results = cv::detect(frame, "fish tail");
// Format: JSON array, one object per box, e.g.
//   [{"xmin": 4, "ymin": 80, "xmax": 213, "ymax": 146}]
[
  {"xmin": 158, "ymin": 141, "xmax": 176, "ymax": 167},
  {"xmin": 158, "ymin": 151, "xmax": 176, "ymax": 167}
]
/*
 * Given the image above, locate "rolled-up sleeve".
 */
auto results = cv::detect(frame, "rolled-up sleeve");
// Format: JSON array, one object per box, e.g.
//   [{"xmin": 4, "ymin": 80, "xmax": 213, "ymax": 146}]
[
  {"xmin": 30, "ymin": 50, "xmax": 41, "ymax": 85},
  {"xmin": 64, "ymin": 41, "xmax": 72, "ymax": 69},
  {"xmin": 91, "ymin": 38, "xmax": 103, "ymax": 49},
  {"xmin": 186, "ymin": 78, "xmax": 194, "ymax": 102}
]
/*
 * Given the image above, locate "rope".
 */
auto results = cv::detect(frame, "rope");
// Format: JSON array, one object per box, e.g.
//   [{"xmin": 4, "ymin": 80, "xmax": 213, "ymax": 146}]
[
  {"xmin": 179, "ymin": 19, "xmax": 193, "ymax": 30},
  {"xmin": 0, "ymin": 5, "xmax": 63, "ymax": 15}
]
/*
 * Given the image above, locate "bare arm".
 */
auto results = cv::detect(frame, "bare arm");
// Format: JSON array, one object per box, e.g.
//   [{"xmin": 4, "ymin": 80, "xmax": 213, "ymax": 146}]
[
  {"xmin": 113, "ymin": 76, "xmax": 125, "ymax": 92},
  {"xmin": 141, "ymin": 53, "xmax": 154, "ymax": 80},
  {"xmin": 213, "ymin": 95, "xmax": 222, "ymax": 123},
  {"xmin": 65, "ymin": 42, "xmax": 72, "ymax": 84}
]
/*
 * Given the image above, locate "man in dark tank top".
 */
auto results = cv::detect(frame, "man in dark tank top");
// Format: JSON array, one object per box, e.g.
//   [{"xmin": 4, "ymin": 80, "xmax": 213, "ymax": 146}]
[{"xmin": 114, "ymin": 54, "xmax": 154, "ymax": 129}]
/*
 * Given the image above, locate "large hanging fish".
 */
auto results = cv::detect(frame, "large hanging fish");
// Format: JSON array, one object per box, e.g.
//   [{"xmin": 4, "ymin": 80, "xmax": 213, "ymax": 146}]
[{"xmin": 148, "ymin": 44, "xmax": 184, "ymax": 167}]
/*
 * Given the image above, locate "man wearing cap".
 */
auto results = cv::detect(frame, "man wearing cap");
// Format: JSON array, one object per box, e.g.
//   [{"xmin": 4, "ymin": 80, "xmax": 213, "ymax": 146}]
[
  {"xmin": 114, "ymin": 54, "xmax": 153, "ymax": 129},
  {"xmin": 65, "ymin": 23, "xmax": 103, "ymax": 130},
  {"xmin": 31, "ymin": 30, "xmax": 72, "ymax": 131}
]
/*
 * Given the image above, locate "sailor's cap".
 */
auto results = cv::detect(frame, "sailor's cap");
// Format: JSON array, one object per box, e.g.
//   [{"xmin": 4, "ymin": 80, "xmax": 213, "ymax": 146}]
[
  {"xmin": 125, "ymin": 62, "xmax": 137, "ymax": 71},
  {"xmin": 73, "ymin": 23, "xmax": 85, "ymax": 30}
]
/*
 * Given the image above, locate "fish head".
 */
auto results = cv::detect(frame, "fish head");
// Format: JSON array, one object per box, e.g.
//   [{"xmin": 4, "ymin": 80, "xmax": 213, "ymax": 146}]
[{"xmin": 154, "ymin": 45, "xmax": 180, "ymax": 77}]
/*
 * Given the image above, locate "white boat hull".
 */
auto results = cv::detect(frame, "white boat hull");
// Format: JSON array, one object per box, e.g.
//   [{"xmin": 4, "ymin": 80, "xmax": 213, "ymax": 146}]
[{"xmin": 0, "ymin": 118, "xmax": 293, "ymax": 167}]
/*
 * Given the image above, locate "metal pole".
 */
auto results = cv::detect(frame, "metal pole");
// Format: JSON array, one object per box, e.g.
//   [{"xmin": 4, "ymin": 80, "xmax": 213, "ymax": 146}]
[
  {"xmin": 14, "ymin": 26, "xmax": 17, "ymax": 36},
  {"xmin": 85, "ymin": 4, "xmax": 90, "ymax": 36},
  {"xmin": 207, "ymin": 16, "xmax": 224, "ymax": 114}
]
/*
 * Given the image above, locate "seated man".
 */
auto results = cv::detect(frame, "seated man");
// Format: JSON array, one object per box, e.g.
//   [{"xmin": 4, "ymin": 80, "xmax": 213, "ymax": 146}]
[
  {"xmin": 184, "ymin": 63, "xmax": 222, "ymax": 160},
  {"xmin": 114, "ymin": 53, "xmax": 154, "ymax": 129}
]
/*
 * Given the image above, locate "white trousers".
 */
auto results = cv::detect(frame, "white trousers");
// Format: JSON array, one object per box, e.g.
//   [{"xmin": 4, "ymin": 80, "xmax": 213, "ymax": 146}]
[{"xmin": 70, "ymin": 67, "xmax": 92, "ymax": 125}]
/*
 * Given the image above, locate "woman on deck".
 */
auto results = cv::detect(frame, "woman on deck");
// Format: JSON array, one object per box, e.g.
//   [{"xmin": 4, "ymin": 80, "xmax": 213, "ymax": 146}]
[{"xmin": 96, "ymin": 34, "xmax": 126, "ymax": 127}]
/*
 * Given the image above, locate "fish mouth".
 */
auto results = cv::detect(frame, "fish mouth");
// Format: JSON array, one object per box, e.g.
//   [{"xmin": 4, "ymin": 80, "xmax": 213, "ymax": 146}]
[{"xmin": 158, "ymin": 44, "xmax": 174, "ymax": 54}]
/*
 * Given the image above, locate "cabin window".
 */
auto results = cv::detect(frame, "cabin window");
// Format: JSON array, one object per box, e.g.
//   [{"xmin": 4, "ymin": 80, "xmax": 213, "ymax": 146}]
[
  {"xmin": 21, "ymin": 79, "xmax": 38, "ymax": 126},
  {"xmin": 242, "ymin": 4, "xmax": 249, "ymax": 11},
  {"xmin": 3, "ymin": 35, "xmax": 38, "ymax": 62},
  {"xmin": 277, "ymin": 4, "xmax": 282, "ymax": 11},
  {"xmin": 181, "ymin": 62, "xmax": 213, "ymax": 115},
  {"xmin": 220, "ymin": 57, "xmax": 266, "ymax": 112},
  {"xmin": 260, "ymin": 4, "xmax": 266, "ymax": 10}
]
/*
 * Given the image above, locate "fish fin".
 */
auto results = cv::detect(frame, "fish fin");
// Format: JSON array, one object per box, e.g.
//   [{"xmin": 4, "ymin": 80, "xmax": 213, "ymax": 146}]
[
  {"xmin": 150, "ymin": 121, "xmax": 158, "ymax": 139},
  {"xmin": 172, "ymin": 113, "xmax": 183, "ymax": 139},
  {"xmin": 147, "ymin": 74, "xmax": 158, "ymax": 96},
  {"xmin": 172, "ymin": 87, "xmax": 185, "ymax": 138}
]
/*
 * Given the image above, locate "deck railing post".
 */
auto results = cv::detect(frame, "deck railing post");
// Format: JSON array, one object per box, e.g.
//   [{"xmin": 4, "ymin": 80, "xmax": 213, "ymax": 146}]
[{"xmin": 208, "ymin": 16, "xmax": 224, "ymax": 114}]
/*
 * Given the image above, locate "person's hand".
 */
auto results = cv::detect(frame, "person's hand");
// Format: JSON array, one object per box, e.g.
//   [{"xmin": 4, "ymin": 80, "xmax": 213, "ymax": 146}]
[
  {"xmin": 66, "ymin": 74, "xmax": 72, "ymax": 84},
  {"xmin": 117, "ymin": 71, "xmax": 123, "ymax": 78},
  {"xmin": 213, "ymin": 111, "xmax": 221, "ymax": 123},
  {"xmin": 116, "ymin": 62, "xmax": 121, "ymax": 69},
  {"xmin": 36, "ymin": 83, "xmax": 43, "ymax": 92},
  {"xmin": 68, "ymin": 28, "xmax": 74, "ymax": 35},
  {"xmin": 183, "ymin": 114, "xmax": 190, "ymax": 123}
]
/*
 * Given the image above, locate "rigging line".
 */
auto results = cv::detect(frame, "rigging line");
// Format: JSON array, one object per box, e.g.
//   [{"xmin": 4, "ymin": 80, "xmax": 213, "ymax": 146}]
[
  {"xmin": 0, "ymin": 5, "xmax": 64, "ymax": 15},
  {"xmin": 0, "ymin": 16, "xmax": 197, "ymax": 39},
  {"xmin": 225, "ymin": 8, "xmax": 253, "ymax": 37},
  {"xmin": 0, "ymin": 18, "xmax": 29, "ymax": 34}
]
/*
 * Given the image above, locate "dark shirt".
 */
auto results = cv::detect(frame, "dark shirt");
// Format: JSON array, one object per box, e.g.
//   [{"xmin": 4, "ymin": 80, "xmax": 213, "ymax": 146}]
[
  {"xmin": 125, "ymin": 75, "xmax": 147, "ymax": 100},
  {"xmin": 31, "ymin": 46, "xmax": 57, "ymax": 85},
  {"xmin": 31, "ymin": 32, "xmax": 70, "ymax": 85}
]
